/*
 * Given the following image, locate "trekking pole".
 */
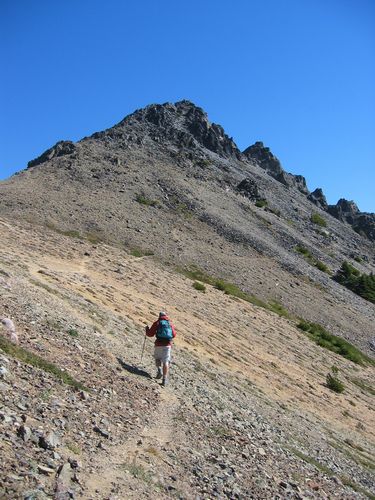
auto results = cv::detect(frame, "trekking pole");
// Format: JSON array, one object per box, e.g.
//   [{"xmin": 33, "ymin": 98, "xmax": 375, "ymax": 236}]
[{"xmin": 140, "ymin": 327, "xmax": 148, "ymax": 364}]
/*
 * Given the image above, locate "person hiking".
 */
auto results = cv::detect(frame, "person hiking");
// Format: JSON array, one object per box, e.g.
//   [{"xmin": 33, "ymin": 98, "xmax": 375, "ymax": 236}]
[{"xmin": 146, "ymin": 311, "xmax": 176, "ymax": 387}]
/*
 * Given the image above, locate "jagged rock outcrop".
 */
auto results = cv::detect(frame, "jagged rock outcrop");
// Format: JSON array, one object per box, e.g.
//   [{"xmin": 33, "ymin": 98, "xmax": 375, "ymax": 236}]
[
  {"xmin": 308, "ymin": 188, "xmax": 328, "ymax": 210},
  {"xmin": 236, "ymin": 178, "xmax": 263, "ymax": 202},
  {"xmin": 287, "ymin": 174, "xmax": 309, "ymax": 195},
  {"xmin": 27, "ymin": 141, "xmax": 77, "ymax": 168},
  {"xmin": 243, "ymin": 142, "xmax": 288, "ymax": 185},
  {"xmin": 328, "ymin": 198, "xmax": 360, "ymax": 223},
  {"xmin": 94, "ymin": 100, "xmax": 242, "ymax": 160},
  {"xmin": 243, "ymin": 141, "xmax": 309, "ymax": 194},
  {"xmin": 352, "ymin": 213, "xmax": 375, "ymax": 240},
  {"xmin": 328, "ymin": 199, "xmax": 375, "ymax": 240}
]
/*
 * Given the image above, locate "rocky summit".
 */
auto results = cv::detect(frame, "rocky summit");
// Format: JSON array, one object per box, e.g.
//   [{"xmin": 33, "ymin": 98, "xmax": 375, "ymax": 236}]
[{"xmin": 0, "ymin": 100, "xmax": 374, "ymax": 499}]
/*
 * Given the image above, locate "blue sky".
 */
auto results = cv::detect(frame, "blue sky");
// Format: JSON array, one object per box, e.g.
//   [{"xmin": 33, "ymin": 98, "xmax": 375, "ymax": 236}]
[{"xmin": 1, "ymin": 0, "xmax": 374, "ymax": 212}]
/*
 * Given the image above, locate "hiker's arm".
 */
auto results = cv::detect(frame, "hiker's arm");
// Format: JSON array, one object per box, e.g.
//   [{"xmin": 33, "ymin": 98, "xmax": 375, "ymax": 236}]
[
  {"xmin": 171, "ymin": 323, "xmax": 176, "ymax": 338},
  {"xmin": 146, "ymin": 321, "xmax": 158, "ymax": 337}
]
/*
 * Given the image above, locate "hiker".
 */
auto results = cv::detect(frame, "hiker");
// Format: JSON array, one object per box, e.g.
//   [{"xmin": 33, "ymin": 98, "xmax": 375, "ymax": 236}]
[{"xmin": 146, "ymin": 311, "xmax": 176, "ymax": 386}]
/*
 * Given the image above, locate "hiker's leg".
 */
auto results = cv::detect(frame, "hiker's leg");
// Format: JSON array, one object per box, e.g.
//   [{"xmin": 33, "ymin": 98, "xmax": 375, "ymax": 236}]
[
  {"xmin": 161, "ymin": 347, "xmax": 171, "ymax": 386},
  {"xmin": 154, "ymin": 348, "xmax": 163, "ymax": 378},
  {"xmin": 162, "ymin": 361, "xmax": 169, "ymax": 377}
]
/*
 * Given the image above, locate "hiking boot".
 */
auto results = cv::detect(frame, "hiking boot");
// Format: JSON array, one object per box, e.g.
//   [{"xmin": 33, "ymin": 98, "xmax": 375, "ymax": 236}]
[
  {"xmin": 161, "ymin": 376, "xmax": 168, "ymax": 387},
  {"xmin": 156, "ymin": 368, "xmax": 162, "ymax": 379}
]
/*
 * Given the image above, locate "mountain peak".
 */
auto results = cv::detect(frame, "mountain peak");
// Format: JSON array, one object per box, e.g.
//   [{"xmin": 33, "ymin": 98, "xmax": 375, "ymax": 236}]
[{"xmin": 112, "ymin": 99, "xmax": 242, "ymax": 160}]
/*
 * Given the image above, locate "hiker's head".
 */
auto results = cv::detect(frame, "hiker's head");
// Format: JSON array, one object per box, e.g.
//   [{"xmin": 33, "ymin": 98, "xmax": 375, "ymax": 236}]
[{"xmin": 159, "ymin": 311, "xmax": 167, "ymax": 318}]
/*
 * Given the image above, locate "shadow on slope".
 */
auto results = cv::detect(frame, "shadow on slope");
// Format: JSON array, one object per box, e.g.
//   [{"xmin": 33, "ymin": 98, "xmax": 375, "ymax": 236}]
[{"xmin": 117, "ymin": 357, "xmax": 152, "ymax": 379}]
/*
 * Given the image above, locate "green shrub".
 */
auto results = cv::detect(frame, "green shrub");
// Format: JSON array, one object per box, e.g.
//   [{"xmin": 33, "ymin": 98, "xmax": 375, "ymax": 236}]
[
  {"xmin": 67, "ymin": 328, "xmax": 79, "ymax": 338},
  {"xmin": 135, "ymin": 194, "xmax": 159, "ymax": 207},
  {"xmin": 315, "ymin": 260, "xmax": 331, "ymax": 274},
  {"xmin": 130, "ymin": 248, "xmax": 154, "ymax": 257},
  {"xmin": 326, "ymin": 372, "xmax": 345, "ymax": 393},
  {"xmin": 193, "ymin": 281, "xmax": 206, "ymax": 292},
  {"xmin": 311, "ymin": 213, "xmax": 327, "ymax": 227},
  {"xmin": 351, "ymin": 378, "xmax": 375, "ymax": 396},
  {"xmin": 297, "ymin": 320, "xmax": 373, "ymax": 365},
  {"xmin": 255, "ymin": 199, "xmax": 268, "ymax": 208},
  {"xmin": 268, "ymin": 300, "xmax": 290, "ymax": 318},
  {"xmin": 296, "ymin": 245, "xmax": 312, "ymax": 257},
  {"xmin": 196, "ymin": 159, "xmax": 211, "ymax": 168},
  {"xmin": 175, "ymin": 203, "xmax": 193, "ymax": 219},
  {"xmin": 334, "ymin": 261, "xmax": 375, "ymax": 304},
  {"xmin": 0, "ymin": 335, "xmax": 87, "ymax": 390},
  {"xmin": 296, "ymin": 246, "xmax": 331, "ymax": 273},
  {"xmin": 85, "ymin": 232, "xmax": 103, "ymax": 244},
  {"xmin": 177, "ymin": 265, "xmax": 290, "ymax": 318}
]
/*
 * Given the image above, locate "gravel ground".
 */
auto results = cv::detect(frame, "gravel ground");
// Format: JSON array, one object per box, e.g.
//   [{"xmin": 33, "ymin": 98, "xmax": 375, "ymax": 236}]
[{"xmin": 1, "ymin": 218, "xmax": 374, "ymax": 499}]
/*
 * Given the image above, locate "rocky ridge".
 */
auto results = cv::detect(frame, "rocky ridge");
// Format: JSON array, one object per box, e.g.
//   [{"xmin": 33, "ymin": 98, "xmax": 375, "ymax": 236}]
[{"xmin": 23, "ymin": 101, "xmax": 375, "ymax": 243}]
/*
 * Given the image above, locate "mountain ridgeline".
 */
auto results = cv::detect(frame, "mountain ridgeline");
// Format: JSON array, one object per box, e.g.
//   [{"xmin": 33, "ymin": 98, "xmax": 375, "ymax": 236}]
[
  {"xmin": 23, "ymin": 100, "xmax": 375, "ymax": 241},
  {"xmin": 0, "ymin": 100, "xmax": 374, "ymax": 354}
]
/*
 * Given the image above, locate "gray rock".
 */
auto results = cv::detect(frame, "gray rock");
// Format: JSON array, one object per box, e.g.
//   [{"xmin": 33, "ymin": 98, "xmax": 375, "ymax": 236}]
[
  {"xmin": 37, "ymin": 464, "xmax": 55, "ymax": 475},
  {"xmin": 39, "ymin": 432, "xmax": 61, "ymax": 450},
  {"xmin": 93, "ymin": 425, "xmax": 110, "ymax": 438},
  {"xmin": 17, "ymin": 425, "xmax": 32, "ymax": 442}
]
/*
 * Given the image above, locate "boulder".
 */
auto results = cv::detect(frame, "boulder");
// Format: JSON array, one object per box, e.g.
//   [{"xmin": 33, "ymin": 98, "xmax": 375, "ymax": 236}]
[
  {"xmin": 236, "ymin": 178, "xmax": 263, "ymax": 201},
  {"xmin": 28, "ymin": 141, "xmax": 76, "ymax": 169}
]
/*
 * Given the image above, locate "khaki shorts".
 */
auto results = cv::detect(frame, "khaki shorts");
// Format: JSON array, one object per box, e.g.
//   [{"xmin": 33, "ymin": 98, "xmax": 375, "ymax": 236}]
[{"xmin": 154, "ymin": 346, "xmax": 171, "ymax": 364}]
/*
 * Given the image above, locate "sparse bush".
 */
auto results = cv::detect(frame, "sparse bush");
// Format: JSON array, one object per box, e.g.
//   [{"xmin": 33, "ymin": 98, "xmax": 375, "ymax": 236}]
[
  {"xmin": 122, "ymin": 462, "xmax": 153, "ymax": 484},
  {"xmin": 334, "ymin": 261, "xmax": 375, "ymax": 304},
  {"xmin": 135, "ymin": 194, "xmax": 159, "ymax": 207},
  {"xmin": 130, "ymin": 248, "xmax": 154, "ymax": 257},
  {"xmin": 255, "ymin": 199, "xmax": 268, "ymax": 208},
  {"xmin": 326, "ymin": 372, "xmax": 345, "ymax": 393},
  {"xmin": 196, "ymin": 158, "xmax": 211, "ymax": 168},
  {"xmin": 296, "ymin": 246, "xmax": 330, "ymax": 273},
  {"xmin": 85, "ymin": 232, "xmax": 103, "ymax": 244},
  {"xmin": 0, "ymin": 335, "xmax": 87, "ymax": 390},
  {"xmin": 177, "ymin": 265, "xmax": 291, "ymax": 318},
  {"xmin": 351, "ymin": 378, "xmax": 375, "ymax": 396},
  {"xmin": 311, "ymin": 213, "xmax": 327, "ymax": 227},
  {"xmin": 353, "ymin": 256, "xmax": 362, "ymax": 263},
  {"xmin": 45, "ymin": 223, "xmax": 103, "ymax": 244},
  {"xmin": 315, "ymin": 260, "xmax": 331, "ymax": 274},
  {"xmin": 175, "ymin": 203, "xmax": 193, "ymax": 219},
  {"xmin": 67, "ymin": 328, "xmax": 78, "ymax": 338},
  {"xmin": 268, "ymin": 300, "xmax": 290, "ymax": 318},
  {"xmin": 66, "ymin": 442, "xmax": 81, "ymax": 455},
  {"xmin": 297, "ymin": 320, "xmax": 373, "ymax": 365},
  {"xmin": 296, "ymin": 245, "xmax": 312, "ymax": 257},
  {"xmin": 193, "ymin": 281, "xmax": 206, "ymax": 292}
]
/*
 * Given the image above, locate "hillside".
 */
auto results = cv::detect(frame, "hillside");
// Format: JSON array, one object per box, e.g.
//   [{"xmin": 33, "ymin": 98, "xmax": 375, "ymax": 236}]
[
  {"xmin": 1, "ymin": 217, "xmax": 374, "ymax": 499},
  {"xmin": 1, "ymin": 100, "xmax": 375, "ymax": 499},
  {"xmin": 0, "ymin": 101, "xmax": 374, "ymax": 356}
]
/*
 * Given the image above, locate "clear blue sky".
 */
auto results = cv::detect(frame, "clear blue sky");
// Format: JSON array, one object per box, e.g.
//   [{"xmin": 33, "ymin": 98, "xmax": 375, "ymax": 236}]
[{"xmin": 1, "ymin": 0, "xmax": 374, "ymax": 212}]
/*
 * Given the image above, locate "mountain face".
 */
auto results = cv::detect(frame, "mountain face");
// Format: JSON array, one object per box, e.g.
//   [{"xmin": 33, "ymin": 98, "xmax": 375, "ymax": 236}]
[
  {"xmin": 24, "ymin": 101, "xmax": 375, "ymax": 242},
  {"xmin": 0, "ymin": 100, "xmax": 374, "ymax": 354},
  {"xmin": 1, "ymin": 100, "xmax": 375, "ymax": 499}
]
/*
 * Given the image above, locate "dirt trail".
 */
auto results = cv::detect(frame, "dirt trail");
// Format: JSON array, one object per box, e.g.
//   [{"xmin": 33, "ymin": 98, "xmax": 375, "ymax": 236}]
[{"xmin": 83, "ymin": 382, "xmax": 182, "ymax": 499}]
